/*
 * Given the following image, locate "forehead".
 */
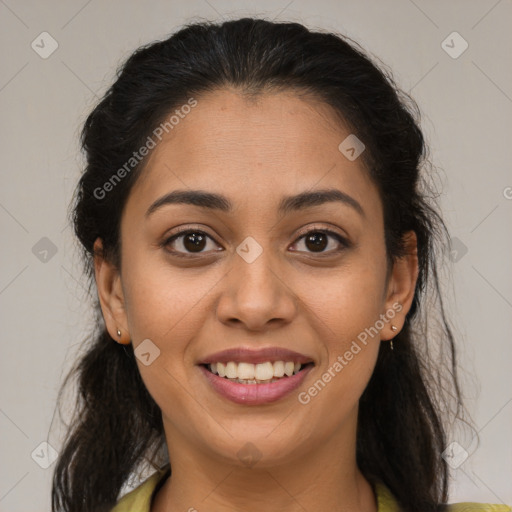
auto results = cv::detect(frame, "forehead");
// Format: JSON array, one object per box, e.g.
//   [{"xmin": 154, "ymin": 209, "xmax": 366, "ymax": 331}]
[{"xmin": 125, "ymin": 88, "xmax": 382, "ymax": 222}]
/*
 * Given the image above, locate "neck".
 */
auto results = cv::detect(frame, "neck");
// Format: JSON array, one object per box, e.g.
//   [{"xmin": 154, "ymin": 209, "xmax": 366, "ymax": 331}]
[{"xmin": 152, "ymin": 415, "xmax": 378, "ymax": 512}]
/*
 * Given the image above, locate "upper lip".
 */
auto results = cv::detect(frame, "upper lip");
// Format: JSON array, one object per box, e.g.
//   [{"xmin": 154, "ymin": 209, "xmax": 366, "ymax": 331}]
[{"xmin": 197, "ymin": 347, "xmax": 314, "ymax": 365}]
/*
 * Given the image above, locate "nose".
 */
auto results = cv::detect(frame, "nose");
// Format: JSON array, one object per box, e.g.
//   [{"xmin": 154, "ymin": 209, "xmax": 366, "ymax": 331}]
[{"xmin": 215, "ymin": 244, "xmax": 298, "ymax": 332}]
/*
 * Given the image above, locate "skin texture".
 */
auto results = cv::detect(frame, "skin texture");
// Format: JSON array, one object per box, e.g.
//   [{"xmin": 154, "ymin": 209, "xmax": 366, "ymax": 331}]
[{"xmin": 94, "ymin": 88, "xmax": 418, "ymax": 512}]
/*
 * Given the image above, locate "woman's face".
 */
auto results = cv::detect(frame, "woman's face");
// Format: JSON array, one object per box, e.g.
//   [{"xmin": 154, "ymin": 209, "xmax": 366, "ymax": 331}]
[{"xmin": 95, "ymin": 88, "xmax": 417, "ymax": 469}]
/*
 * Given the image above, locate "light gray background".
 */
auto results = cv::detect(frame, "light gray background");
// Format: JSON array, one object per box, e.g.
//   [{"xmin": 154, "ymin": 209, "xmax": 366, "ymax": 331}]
[{"xmin": 1, "ymin": 1, "xmax": 511, "ymax": 510}]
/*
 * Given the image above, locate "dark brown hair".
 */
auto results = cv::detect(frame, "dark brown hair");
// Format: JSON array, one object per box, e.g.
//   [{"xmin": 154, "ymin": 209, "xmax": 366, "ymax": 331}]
[{"xmin": 52, "ymin": 17, "xmax": 473, "ymax": 512}]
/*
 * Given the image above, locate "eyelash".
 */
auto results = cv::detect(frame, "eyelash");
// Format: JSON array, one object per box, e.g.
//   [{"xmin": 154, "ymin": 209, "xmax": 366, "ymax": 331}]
[{"xmin": 161, "ymin": 225, "xmax": 350, "ymax": 258}]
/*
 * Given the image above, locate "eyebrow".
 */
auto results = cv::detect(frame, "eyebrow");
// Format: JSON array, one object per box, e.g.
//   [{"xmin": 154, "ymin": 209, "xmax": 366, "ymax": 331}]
[{"xmin": 145, "ymin": 188, "xmax": 365, "ymax": 219}]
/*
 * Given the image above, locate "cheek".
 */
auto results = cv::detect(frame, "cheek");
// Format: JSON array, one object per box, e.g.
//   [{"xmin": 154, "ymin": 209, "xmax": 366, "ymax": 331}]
[
  {"xmin": 120, "ymin": 260, "xmax": 214, "ymax": 422},
  {"xmin": 308, "ymin": 259, "xmax": 387, "ymax": 342},
  {"xmin": 121, "ymin": 244, "xmax": 221, "ymax": 344},
  {"xmin": 307, "ymin": 259, "xmax": 385, "ymax": 394},
  {"xmin": 300, "ymin": 273, "xmax": 383, "ymax": 414}
]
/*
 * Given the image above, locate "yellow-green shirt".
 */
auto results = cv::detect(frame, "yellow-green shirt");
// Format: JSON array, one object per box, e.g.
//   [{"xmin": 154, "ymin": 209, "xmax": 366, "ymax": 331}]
[{"xmin": 111, "ymin": 467, "xmax": 511, "ymax": 512}]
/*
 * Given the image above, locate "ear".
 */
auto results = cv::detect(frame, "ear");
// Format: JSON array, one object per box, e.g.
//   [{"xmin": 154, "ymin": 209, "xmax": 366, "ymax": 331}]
[
  {"xmin": 93, "ymin": 238, "xmax": 130, "ymax": 344},
  {"xmin": 381, "ymin": 230, "xmax": 419, "ymax": 341}
]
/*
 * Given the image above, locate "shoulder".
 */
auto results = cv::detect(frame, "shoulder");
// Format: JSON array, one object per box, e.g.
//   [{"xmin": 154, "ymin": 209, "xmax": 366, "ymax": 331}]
[
  {"xmin": 110, "ymin": 467, "xmax": 170, "ymax": 512},
  {"xmin": 447, "ymin": 503, "xmax": 511, "ymax": 512},
  {"xmin": 111, "ymin": 474, "xmax": 511, "ymax": 512},
  {"xmin": 373, "ymin": 480, "xmax": 511, "ymax": 512}
]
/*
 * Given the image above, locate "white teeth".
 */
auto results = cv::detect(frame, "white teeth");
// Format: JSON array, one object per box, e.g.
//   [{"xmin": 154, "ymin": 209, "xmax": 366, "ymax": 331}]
[
  {"xmin": 255, "ymin": 362, "xmax": 274, "ymax": 381},
  {"xmin": 207, "ymin": 360, "xmax": 307, "ymax": 381},
  {"xmin": 225, "ymin": 361, "xmax": 237, "ymax": 379},
  {"xmin": 235, "ymin": 377, "xmax": 281, "ymax": 385},
  {"xmin": 237, "ymin": 362, "xmax": 255, "ymax": 380},
  {"xmin": 273, "ymin": 361, "xmax": 285, "ymax": 377}
]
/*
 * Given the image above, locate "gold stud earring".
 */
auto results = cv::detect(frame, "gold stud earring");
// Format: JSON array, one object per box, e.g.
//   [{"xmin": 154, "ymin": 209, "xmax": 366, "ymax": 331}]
[{"xmin": 115, "ymin": 328, "xmax": 131, "ymax": 345}]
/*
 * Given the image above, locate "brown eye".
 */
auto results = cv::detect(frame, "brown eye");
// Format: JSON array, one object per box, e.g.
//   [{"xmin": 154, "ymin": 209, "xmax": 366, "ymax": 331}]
[
  {"xmin": 164, "ymin": 230, "xmax": 220, "ymax": 256},
  {"xmin": 292, "ymin": 229, "xmax": 349, "ymax": 254},
  {"xmin": 182, "ymin": 232, "xmax": 207, "ymax": 252},
  {"xmin": 304, "ymin": 232, "xmax": 328, "ymax": 252}
]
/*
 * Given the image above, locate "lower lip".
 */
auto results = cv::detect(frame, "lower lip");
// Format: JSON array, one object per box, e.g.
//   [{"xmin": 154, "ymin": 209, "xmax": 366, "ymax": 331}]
[{"xmin": 199, "ymin": 364, "xmax": 313, "ymax": 405}]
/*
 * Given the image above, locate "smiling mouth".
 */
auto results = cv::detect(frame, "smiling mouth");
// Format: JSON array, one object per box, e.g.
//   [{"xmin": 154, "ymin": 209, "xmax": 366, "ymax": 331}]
[{"xmin": 202, "ymin": 361, "xmax": 315, "ymax": 384}]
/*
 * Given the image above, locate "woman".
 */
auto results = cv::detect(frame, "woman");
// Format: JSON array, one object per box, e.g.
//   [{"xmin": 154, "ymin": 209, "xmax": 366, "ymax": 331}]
[{"xmin": 51, "ymin": 17, "xmax": 511, "ymax": 512}]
